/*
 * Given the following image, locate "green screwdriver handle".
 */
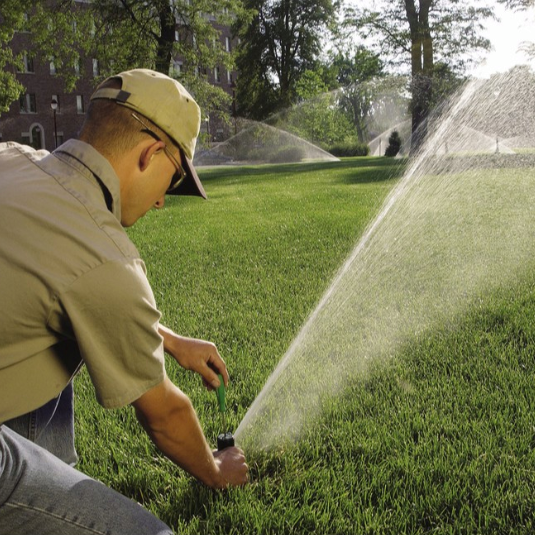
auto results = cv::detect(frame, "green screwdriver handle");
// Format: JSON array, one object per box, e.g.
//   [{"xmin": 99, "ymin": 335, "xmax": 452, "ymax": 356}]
[{"xmin": 215, "ymin": 374, "xmax": 226, "ymax": 413}]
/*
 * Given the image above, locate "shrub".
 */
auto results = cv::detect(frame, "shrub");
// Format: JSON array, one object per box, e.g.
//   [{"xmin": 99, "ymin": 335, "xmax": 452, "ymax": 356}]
[
  {"xmin": 328, "ymin": 142, "xmax": 370, "ymax": 157},
  {"xmin": 243, "ymin": 148, "xmax": 266, "ymax": 162},
  {"xmin": 385, "ymin": 131, "xmax": 402, "ymax": 157},
  {"xmin": 268, "ymin": 145, "xmax": 307, "ymax": 163}
]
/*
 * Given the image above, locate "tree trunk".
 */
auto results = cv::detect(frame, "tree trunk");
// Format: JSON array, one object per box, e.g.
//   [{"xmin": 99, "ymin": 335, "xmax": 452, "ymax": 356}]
[
  {"xmin": 405, "ymin": 0, "xmax": 433, "ymax": 154},
  {"xmin": 155, "ymin": 1, "xmax": 175, "ymax": 74},
  {"xmin": 278, "ymin": 0, "xmax": 293, "ymax": 108}
]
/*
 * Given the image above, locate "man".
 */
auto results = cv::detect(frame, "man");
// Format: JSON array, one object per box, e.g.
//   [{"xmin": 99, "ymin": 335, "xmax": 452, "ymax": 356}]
[{"xmin": 0, "ymin": 69, "xmax": 248, "ymax": 534}]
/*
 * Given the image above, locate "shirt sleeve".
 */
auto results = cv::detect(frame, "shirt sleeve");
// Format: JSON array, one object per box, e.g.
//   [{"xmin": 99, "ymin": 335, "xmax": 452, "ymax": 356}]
[{"xmin": 53, "ymin": 258, "xmax": 166, "ymax": 408}]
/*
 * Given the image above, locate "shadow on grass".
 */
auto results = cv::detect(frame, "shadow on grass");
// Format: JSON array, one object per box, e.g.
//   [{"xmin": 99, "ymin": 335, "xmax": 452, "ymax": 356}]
[{"xmin": 197, "ymin": 156, "xmax": 407, "ymax": 187}]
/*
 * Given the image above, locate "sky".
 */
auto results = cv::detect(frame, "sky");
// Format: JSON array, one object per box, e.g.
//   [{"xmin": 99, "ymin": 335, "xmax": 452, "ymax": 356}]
[{"xmin": 471, "ymin": 3, "xmax": 535, "ymax": 78}]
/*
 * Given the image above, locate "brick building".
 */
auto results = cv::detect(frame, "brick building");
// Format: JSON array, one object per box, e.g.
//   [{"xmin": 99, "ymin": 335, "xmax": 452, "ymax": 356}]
[{"xmin": 0, "ymin": 9, "xmax": 237, "ymax": 151}]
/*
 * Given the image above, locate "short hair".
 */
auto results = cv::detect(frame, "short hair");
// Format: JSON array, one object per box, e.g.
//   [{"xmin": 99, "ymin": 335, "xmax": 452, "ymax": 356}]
[{"xmin": 78, "ymin": 78, "xmax": 174, "ymax": 158}]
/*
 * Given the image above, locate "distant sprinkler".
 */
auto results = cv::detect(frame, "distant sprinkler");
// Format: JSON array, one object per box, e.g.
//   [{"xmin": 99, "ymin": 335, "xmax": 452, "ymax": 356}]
[{"xmin": 495, "ymin": 136, "xmax": 499, "ymax": 154}]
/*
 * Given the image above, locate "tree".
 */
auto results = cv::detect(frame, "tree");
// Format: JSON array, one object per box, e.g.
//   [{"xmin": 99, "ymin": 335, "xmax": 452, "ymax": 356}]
[
  {"xmin": 234, "ymin": 0, "xmax": 336, "ymax": 120},
  {"xmin": 87, "ymin": 0, "xmax": 243, "ymax": 125},
  {"xmin": 0, "ymin": 0, "xmax": 240, "ymax": 119},
  {"xmin": 0, "ymin": 0, "xmax": 33, "ymax": 113},
  {"xmin": 348, "ymin": 0, "xmax": 493, "ymax": 153},
  {"xmin": 331, "ymin": 46, "xmax": 385, "ymax": 143},
  {"xmin": 497, "ymin": 0, "xmax": 534, "ymax": 7},
  {"xmin": 276, "ymin": 69, "xmax": 355, "ymax": 148}
]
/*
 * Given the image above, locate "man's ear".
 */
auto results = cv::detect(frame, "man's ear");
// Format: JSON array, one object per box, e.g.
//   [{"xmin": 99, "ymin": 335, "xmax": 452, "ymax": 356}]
[{"xmin": 139, "ymin": 141, "xmax": 165, "ymax": 172}]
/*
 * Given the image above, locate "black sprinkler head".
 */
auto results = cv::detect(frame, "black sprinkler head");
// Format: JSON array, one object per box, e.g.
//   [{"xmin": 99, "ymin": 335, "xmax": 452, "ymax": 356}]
[{"xmin": 217, "ymin": 431, "xmax": 235, "ymax": 451}]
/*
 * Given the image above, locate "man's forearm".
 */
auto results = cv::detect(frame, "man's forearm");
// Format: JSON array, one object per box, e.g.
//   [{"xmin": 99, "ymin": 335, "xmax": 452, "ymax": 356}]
[
  {"xmin": 158, "ymin": 324, "xmax": 177, "ymax": 354},
  {"xmin": 133, "ymin": 377, "xmax": 225, "ymax": 488}
]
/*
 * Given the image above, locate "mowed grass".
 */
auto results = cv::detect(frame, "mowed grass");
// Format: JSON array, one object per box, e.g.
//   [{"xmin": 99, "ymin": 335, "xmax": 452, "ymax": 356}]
[{"xmin": 74, "ymin": 157, "xmax": 535, "ymax": 534}]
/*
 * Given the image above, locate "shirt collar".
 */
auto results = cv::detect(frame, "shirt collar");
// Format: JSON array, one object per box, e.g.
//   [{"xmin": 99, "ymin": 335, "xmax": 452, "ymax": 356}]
[{"xmin": 53, "ymin": 139, "xmax": 122, "ymax": 222}]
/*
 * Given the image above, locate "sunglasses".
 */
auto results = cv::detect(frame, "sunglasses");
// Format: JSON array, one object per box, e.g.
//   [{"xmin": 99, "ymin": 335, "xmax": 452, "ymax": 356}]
[{"xmin": 131, "ymin": 112, "xmax": 187, "ymax": 193}]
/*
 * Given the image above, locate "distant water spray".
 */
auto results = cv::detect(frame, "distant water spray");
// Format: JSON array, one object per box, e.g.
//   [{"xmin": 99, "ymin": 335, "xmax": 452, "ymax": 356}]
[
  {"xmin": 195, "ymin": 76, "xmax": 409, "ymax": 166},
  {"xmin": 194, "ymin": 119, "xmax": 339, "ymax": 166},
  {"xmin": 235, "ymin": 67, "xmax": 535, "ymax": 451}
]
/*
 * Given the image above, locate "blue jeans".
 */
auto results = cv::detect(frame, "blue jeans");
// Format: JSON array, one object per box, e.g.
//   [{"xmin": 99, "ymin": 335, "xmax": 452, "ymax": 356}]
[
  {"xmin": 3, "ymin": 382, "xmax": 78, "ymax": 466},
  {"xmin": 0, "ymin": 384, "xmax": 172, "ymax": 535}
]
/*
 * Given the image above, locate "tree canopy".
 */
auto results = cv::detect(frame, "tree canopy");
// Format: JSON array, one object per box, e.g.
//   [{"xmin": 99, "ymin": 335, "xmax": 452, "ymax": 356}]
[
  {"xmin": 347, "ymin": 0, "xmax": 494, "ymax": 151},
  {"xmin": 0, "ymin": 0, "xmax": 32, "ymax": 113},
  {"xmin": 331, "ymin": 46, "xmax": 385, "ymax": 143},
  {"xmin": 0, "ymin": 0, "xmax": 240, "ymax": 118},
  {"xmin": 497, "ymin": 0, "xmax": 534, "ymax": 7},
  {"xmin": 233, "ymin": 0, "xmax": 336, "ymax": 120},
  {"xmin": 2, "ymin": 0, "xmax": 509, "ymax": 153}
]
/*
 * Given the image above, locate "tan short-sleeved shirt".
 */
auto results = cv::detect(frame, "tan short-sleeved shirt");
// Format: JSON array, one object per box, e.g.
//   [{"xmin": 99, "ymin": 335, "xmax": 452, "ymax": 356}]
[{"xmin": 0, "ymin": 141, "xmax": 165, "ymax": 423}]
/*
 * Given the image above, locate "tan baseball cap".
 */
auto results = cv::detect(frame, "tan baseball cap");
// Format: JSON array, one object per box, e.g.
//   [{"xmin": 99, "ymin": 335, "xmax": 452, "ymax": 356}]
[{"xmin": 90, "ymin": 68, "xmax": 206, "ymax": 199}]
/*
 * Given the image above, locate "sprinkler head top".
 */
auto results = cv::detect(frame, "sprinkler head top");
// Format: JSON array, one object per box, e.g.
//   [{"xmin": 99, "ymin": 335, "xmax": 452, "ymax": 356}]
[{"xmin": 217, "ymin": 431, "xmax": 235, "ymax": 451}]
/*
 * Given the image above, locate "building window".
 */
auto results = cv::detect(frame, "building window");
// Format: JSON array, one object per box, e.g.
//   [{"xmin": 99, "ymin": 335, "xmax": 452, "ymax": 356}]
[
  {"xmin": 28, "ymin": 94, "xmax": 37, "ymax": 112},
  {"xmin": 17, "ymin": 53, "xmax": 34, "ymax": 73},
  {"xmin": 19, "ymin": 93, "xmax": 37, "ymax": 114},
  {"xmin": 22, "ymin": 125, "xmax": 44, "ymax": 150},
  {"xmin": 76, "ymin": 95, "xmax": 85, "ymax": 114},
  {"xmin": 225, "ymin": 37, "xmax": 231, "ymax": 52},
  {"xmin": 50, "ymin": 58, "xmax": 56, "ymax": 75},
  {"xmin": 74, "ymin": 58, "xmax": 80, "ymax": 75},
  {"xmin": 170, "ymin": 60, "xmax": 182, "ymax": 77},
  {"xmin": 92, "ymin": 59, "xmax": 99, "ymax": 77},
  {"xmin": 19, "ymin": 13, "xmax": 30, "ymax": 32},
  {"xmin": 31, "ymin": 125, "xmax": 43, "ymax": 150},
  {"xmin": 175, "ymin": 30, "xmax": 180, "ymax": 42},
  {"xmin": 24, "ymin": 53, "xmax": 34, "ymax": 73},
  {"xmin": 214, "ymin": 67, "xmax": 221, "ymax": 83}
]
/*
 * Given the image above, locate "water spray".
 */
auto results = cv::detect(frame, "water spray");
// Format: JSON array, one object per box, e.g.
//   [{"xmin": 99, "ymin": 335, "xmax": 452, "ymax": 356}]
[
  {"xmin": 215, "ymin": 374, "xmax": 234, "ymax": 450},
  {"xmin": 235, "ymin": 70, "xmax": 535, "ymax": 451}
]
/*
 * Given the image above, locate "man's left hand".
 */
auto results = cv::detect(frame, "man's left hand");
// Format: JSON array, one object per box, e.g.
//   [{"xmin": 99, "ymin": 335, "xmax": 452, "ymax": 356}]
[{"xmin": 158, "ymin": 325, "xmax": 228, "ymax": 390}]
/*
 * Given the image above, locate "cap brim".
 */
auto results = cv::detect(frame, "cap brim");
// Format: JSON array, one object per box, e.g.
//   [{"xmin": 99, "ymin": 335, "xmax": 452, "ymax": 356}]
[{"xmin": 168, "ymin": 154, "xmax": 207, "ymax": 199}]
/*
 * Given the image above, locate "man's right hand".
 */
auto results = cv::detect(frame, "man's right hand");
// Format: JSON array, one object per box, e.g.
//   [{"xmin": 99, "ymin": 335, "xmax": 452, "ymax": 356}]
[
  {"xmin": 213, "ymin": 446, "xmax": 249, "ymax": 488},
  {"xmin": 133, "ymin": 376, "xmax": 248, "ymax": 489}
]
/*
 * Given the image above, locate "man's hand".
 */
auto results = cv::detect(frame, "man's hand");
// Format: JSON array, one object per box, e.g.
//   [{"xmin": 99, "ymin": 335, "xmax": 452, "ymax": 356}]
[
  {"xmin": 213, "ymin": 446, "xmax": 249, "ymax": 488},
  {"xmin": 133, "ymin": 377, "xmax": 249, "ymax": 488},
  {"xmin": 158, "ymin": 325, "xmax": 228, "ymax": 390}
]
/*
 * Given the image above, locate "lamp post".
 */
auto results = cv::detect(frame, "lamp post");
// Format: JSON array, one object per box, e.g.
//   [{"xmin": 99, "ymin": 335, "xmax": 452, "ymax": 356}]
[
  {"xmin": 205, "ymin": 116, "xmax": 210, "ymax": 144},
  {"xmin": 50, "ymin": 98, "xmax": 58, "ymax": 149}
]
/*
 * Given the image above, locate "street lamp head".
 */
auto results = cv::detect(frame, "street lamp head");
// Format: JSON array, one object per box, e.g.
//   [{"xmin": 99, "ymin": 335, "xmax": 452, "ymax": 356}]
[{"xmin": 51, "ymin": 98, "xmax": 59, "ymax": 149}]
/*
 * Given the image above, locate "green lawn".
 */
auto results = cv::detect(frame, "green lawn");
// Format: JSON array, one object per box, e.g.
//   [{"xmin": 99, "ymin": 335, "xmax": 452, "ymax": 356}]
[{"xmin": 74, "ymin": 156, "xmax": 535, "ymax": 534}]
